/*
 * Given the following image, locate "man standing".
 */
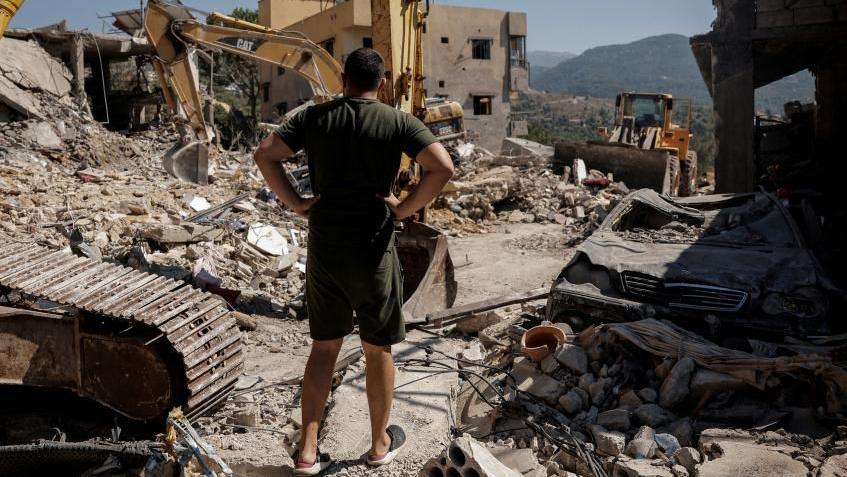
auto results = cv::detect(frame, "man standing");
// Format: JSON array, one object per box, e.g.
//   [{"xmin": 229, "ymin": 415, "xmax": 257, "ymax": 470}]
[{"xmin": 253, "ymin": 48, "xmax": 454, "ymax": 475}]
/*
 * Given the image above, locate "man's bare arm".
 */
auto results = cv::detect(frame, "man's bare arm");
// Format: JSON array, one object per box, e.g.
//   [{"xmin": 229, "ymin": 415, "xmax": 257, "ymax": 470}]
[
  {"xmin": 386, "ymin": 142, "xmax": 454, "ymax": 220},
  {"xmin": 254, "ymin": 133, "xmax": 319, "ymax": 216}
]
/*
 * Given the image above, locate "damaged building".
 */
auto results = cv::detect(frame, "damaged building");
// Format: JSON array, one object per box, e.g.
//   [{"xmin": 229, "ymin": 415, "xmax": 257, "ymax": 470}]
[
  {"xmin": 691, "ymin": 0, "xmax": 847, "ymax": 283},
  {"xmin": 257, "ymin": 0, "xmax": 529, "ymax": 151},
  {"xmin": 4, "ymin": 20, "xmax": 157, "ymax": 130}
]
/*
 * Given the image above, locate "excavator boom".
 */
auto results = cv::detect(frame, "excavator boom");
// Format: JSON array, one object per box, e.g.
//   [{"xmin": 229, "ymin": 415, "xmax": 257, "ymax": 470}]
[{"xmin": 0, "ymin": 0, "xmax": 23, "ymax": 40}]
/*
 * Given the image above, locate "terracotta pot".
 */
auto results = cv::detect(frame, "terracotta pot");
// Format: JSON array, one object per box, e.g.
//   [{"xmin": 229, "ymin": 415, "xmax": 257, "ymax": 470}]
[{"xmin": 520, "ymin": 324, "xmax": 567, "ymax": 362}]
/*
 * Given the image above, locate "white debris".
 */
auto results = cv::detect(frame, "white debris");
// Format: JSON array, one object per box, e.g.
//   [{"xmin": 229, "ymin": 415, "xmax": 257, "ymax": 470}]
[{"xmin": 247, "ymin": 223, "xmax": 289, "ymax": 256}]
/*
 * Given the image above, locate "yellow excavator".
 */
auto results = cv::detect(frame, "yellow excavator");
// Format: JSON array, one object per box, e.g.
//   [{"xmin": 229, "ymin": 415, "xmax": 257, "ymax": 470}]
[
  {"xmin": 554, "ymin": 92, "xmax": 698, "ymax": 196},
  {"xmin": 144, "ymin": 0, "xmax": 464, "ymax": 185},
  {"xmin": 0, "ymin": 0, "xmax": 24, "ymax": 40},
  {"xmin": 144, "ymin": 0, "xmax": 457, "ymax": 322}
]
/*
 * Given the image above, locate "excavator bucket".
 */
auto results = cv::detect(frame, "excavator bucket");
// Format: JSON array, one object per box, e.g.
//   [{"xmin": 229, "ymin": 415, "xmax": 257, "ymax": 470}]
[
  {"xmin": 554, "ymin": 140, "xmax": 674, "ymax": 195},
  {"xmin": 163, "ymin": 140, "xmax": 210, "ymax": 185},
  {"xmin": 397, "ymin": 222, "xmax": 457, "ymax": 323}
]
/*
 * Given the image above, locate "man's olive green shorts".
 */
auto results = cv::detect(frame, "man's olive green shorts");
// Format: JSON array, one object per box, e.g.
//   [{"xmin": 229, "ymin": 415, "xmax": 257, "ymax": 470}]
[{"xmin": 305, "ymin": 234, "xmax": 406, "ymax": 346}]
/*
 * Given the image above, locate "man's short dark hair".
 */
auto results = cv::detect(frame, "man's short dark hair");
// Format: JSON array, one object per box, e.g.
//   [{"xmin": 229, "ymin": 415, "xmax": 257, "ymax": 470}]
[{"xmin": 344, "ymin": 48, "xmax": 385, "ymax": 91}]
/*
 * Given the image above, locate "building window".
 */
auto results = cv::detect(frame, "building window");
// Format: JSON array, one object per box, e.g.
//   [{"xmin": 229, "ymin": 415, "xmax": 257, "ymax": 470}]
[
  {"xmin": 262, "ymin": 82, "xmax": 270, "ymax": 102},
  {"xmin": 473, "ymin": 95, "xmax": 493, "ymax": 115},
  {"xmin": 363, "ymin": 37, "xmax": 373, "ymax": 48},
  {"xmin": 277, "ymin": 66, "xmax": 286, "ymax": 76},
  {"xmin": 320, "ymin": 38, "xmax": 335, "ymax": 57},
  {"xmin": 441, "ymin": 37, "xmax": 449, "ymax": 44},
  {"xmin": 438, "ymin": 80, "xmax": 445, "ymax": 88},
  {"xmin": 510, "ymin": 35, "xmax": 526, "ymax": 67},
  {"xmin": 471, "ymin": 39, "xmax": 491, "ymax": 60}
]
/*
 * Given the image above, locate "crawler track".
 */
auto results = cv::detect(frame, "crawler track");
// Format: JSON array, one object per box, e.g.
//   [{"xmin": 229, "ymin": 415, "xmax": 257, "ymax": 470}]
[{"xmin": 0, "ymin": 241, "xmax": 243, "ymax": 421}]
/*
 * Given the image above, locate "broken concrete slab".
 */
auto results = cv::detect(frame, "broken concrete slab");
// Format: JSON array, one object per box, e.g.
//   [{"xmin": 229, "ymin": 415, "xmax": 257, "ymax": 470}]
[
  {"xmin": 20, "ymin": 121, "xmax": 63, "ymax": 149},
  {"xmin": 420, "ymin": 434, "xmax": 522, "ymax": 477},
  {"xmin": 488, "ymin": 446, "xmax": 540, "ymax": 475},
  {"xmin": 512, "ymin": 357, "xmax": 566, "ymax": 405},
  {"xmin": 697, "ymin": 439, "xmax": 808, "ymax": 477},
  {"xmin": 0, "ymin": 38, "xmax": 72, "ymax": 99},
  {"xmin": 500, "ymin": 137, "xmax": 554, "ymax": 160},
  {"xmin": 0, "ymin": 74, "xmax": 43, "ymax": 118},
  {"xmin": 818, "ymin": 454, "xmax": 847, "ymax": 477}
]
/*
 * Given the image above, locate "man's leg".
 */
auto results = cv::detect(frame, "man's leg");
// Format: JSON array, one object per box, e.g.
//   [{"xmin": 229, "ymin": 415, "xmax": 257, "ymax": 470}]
[
  {"xmin": 298, "ymin": 338, "xmax": 343, "ymax": 464},
  {"xmin": 363, "ymin": 341, "xmax": 395, "ymax": 456}
]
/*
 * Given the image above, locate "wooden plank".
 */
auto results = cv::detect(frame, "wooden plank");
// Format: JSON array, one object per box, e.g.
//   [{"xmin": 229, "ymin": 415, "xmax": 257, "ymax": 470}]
[{"xmin": 425, "ymin": 287, "xmax": 549, "ymax": 325}]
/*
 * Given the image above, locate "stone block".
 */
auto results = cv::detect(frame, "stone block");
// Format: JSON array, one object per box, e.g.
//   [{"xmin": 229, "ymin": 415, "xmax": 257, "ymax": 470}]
[
  {"xmin": 597, "ymin": 408, "xmax": 630, "ymax": 432},
  {"xmin": 659, "ymin": 357, "xmax": 695, "ymax": 408},
  {"xmin": 634, "ymin": 404, "xmax": 674, "ymax": 427},
  {"xmin": 554, "ymin": 344, "xmax": 588, "ymax": 374},
  {"xmin": 590, "ymin": 425, "xmax": 626, "ymax": 457}
]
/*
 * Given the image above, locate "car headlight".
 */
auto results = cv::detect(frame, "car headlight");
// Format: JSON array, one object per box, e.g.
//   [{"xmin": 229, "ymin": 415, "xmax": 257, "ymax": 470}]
[
  {"xmin": 761, "ymin": 287, "xmax": 828, "ymax": 319},
  {"xmin": 561, "ymin": 253, "xmax": 619, "ymax": 297}
]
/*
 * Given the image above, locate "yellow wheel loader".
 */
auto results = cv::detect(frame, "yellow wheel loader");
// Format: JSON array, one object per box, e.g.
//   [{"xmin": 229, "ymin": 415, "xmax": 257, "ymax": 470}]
[
  {"xmin": 554, "ymin": 92, "xmax": 698, "ymax": 196},
  {"xmin": 144, "ymin": 0, "xmax": 457, "ymax": 322}
]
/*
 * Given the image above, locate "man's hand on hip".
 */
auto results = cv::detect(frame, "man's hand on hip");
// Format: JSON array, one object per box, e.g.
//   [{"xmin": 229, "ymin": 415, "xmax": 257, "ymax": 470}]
[{"xmin": 290, "ymin": 195, "xmax": 321, "ymax": 216}]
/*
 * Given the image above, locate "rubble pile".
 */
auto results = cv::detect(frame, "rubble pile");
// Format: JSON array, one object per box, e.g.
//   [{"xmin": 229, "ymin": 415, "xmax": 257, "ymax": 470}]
[
  {"xmin": 431, "ymin": 142, "xmax": 628, "ymax": 239},
  {"xmin": 0, "ymin": 39, "xmax": 313, "ymax": 318},
  {"xmin": 438, "ymin": 306, "xmax": 847, "ymax": 477}
]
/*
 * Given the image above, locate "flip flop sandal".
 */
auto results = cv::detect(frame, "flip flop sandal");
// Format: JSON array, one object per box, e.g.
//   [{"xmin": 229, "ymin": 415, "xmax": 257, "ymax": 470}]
[
  {"xmin": 292, "ymin": 449, "xmax": 333, "ymax": 476},
  {"xmin": 366, "ymin": 424, "xmax": 406, "ymax": 467}
]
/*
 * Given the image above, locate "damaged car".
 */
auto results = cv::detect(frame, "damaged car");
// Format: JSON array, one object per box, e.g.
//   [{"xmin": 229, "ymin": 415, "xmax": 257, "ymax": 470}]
[{"xmin": 547, "ymin": 189, "xmax": 845, "ymax": 338}]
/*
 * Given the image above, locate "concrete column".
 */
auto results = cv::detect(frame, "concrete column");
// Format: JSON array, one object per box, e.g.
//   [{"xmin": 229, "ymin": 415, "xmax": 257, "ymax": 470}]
[
  {"xmin": 815, "ymin": 59, "xmax": 847, "ymax": 192},
  {"xmin": 710, "ymin": 0, "xmax": 756, "ymax": 193},
  {"xmin": 70, "ymin": 34, "xmax": 85, "ymax": 99},
  {"xmin": 711, "ymin": 44, "xmax": 755, "ymax": 193}
]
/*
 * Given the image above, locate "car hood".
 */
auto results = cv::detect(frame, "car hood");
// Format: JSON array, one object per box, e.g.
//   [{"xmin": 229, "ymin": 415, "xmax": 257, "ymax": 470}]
[{"xmin": 579, "ymin": 230, "xmax": 822, "ymax": 297}]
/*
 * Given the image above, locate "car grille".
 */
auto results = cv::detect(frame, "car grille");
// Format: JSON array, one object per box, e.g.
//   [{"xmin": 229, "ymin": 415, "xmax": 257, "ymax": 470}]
[{"xmin": 621, "ymin": 272, "xmax": 748, "ymax": 312}]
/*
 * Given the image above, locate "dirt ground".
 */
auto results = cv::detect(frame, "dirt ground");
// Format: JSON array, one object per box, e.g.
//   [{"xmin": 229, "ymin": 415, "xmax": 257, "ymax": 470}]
[{"xmin": 449, "ymin": 222, "xmax": 571, "ymax": 305}]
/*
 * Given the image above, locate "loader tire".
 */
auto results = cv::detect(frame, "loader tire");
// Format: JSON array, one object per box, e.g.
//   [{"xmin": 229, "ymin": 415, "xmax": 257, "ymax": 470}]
[
  {"xmin": 667, "ymin": 155, "xmax": 680, "ymax": 196},
  {"xmin": 678, "ymin": 150, "xmax": 698, "ymax": 197}
]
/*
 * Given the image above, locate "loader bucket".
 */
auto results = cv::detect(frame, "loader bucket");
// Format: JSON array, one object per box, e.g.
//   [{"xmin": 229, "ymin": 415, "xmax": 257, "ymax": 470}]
[
  {"xmin": 397, "ymin": 221, "xmax": 457, "ymax": 324},
  {"xmin": 555, "ymin": 141, "xmax": 673, "ymax": 195},
  {"xmin": 163, "ymin": 140, "xmax": 210, "ymax": 185}
]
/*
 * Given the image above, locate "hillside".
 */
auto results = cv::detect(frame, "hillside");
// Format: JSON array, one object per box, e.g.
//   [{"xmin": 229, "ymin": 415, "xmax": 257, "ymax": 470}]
[
  {"xmin": 532, "ymin": 33, "xmax": 814, "ymax": 112},
  {"xmin": 528, "ymin": 50, "xmax": 577, "ymax": 68}
]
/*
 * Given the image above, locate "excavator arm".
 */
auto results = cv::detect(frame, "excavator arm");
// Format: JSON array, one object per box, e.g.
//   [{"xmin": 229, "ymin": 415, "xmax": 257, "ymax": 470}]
[
  {"xmin": 0, "ymin": 0, "xmax": 25, "ymax": 40},
  {"xmin": 144, "ymin": 0, "xmax": 343, "ymax": 183}
]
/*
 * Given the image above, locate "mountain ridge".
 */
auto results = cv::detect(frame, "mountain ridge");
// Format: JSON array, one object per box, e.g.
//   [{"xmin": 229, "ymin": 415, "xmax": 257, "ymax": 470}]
[{"xmin": 531, "ymin": 33, "xmax": 814, "ymax": 112}]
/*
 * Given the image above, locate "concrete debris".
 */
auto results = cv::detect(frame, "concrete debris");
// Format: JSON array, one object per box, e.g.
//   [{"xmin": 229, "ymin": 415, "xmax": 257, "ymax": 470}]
[
  {"xmin": 658, "ymin": 357, "xmax": 695, "ymax": 408},
  {"xmin": 421, "ymin": 435, "xmax": 522, "ymax": 477},
  {"xmin": 430, "ymin": 142, "xmax": 627, "ymax": 238}
]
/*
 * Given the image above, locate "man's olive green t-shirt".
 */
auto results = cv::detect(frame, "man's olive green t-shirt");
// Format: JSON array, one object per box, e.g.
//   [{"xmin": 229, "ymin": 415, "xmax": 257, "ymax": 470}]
[{"xmin": 275, "ymin": 97, "xmax": 437, "ymax": 246}]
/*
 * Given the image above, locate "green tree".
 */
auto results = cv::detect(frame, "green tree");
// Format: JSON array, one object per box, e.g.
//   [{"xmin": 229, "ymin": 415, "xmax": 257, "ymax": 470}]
[{"xmin": 208, "ymin": 7, "xmax": 261, "ymax": 145}]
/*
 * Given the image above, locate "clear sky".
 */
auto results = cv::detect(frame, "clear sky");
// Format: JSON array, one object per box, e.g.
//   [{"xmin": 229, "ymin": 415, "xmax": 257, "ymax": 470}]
[{"xmin": 11, "ymin": 0, "xmax": 717, "ymax": 54}]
